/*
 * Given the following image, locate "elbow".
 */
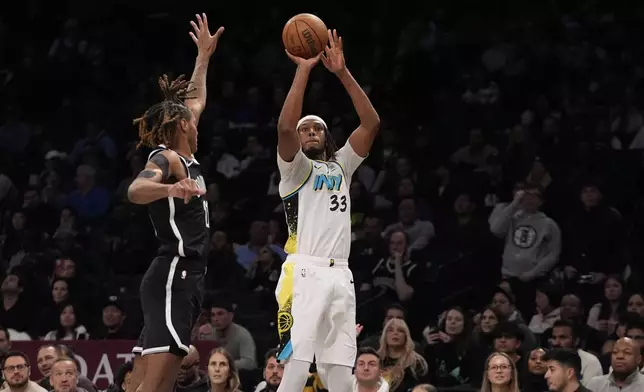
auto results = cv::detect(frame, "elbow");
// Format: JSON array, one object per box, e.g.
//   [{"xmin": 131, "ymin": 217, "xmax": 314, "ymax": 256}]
[
  {"xmin": 127, "ymin": 184, "xmax": 143, "ymax": 205},
  {"xmin": 363, "ymin": 116, "xmax": 381, "ymax": 134}
]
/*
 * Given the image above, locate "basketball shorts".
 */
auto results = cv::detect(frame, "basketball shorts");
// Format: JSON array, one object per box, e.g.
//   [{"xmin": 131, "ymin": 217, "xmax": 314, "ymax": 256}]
[
  {"xmin": 275, "ymin": 254, "xmax": 357, "ymax": 367},
  {"xmin": 132, "ymin": 255, "xmax": 205, "ymax": 357}
]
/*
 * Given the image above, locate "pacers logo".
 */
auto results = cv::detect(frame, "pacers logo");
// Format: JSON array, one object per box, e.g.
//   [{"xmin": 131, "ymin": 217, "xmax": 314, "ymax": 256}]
[{"xmin": 277, "ymin": 311, "xmax": 293, "ymax": 336}]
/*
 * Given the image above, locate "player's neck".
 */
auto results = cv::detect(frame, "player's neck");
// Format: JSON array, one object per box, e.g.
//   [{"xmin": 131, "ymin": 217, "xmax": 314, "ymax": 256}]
[{"xmin": 169, "ymin": 138, "xmax": 193, "ymax": 159}]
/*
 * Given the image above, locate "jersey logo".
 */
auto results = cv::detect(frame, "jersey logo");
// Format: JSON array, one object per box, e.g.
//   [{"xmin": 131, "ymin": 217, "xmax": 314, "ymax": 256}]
[
  {"xmin": 313, "ymin": 174, "xmax": 343, "ymax": 192},
  {"xmin": 512, "ymin": 225, "xmax": 537, "ymax": 248},
  {"xmin": 195, "ymin": 175, "xmax": 206, "ymax": 195}
]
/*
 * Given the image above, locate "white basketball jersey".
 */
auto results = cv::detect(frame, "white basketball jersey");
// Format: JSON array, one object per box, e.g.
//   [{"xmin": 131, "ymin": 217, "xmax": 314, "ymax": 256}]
[{"xmin": 277, "ymin": 143, "xmax": 365, "ymax": 260}]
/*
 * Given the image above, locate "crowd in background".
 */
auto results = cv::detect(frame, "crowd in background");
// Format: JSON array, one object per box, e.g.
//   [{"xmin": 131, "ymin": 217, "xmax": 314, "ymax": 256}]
[{"xmin": 1, "ymin": 0, "xmax": 644, "ymax": 391}]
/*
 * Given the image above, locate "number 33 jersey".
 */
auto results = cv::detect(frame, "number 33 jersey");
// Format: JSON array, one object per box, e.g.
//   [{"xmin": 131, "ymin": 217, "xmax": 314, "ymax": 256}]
[{"xmin": 277, "ymin": 142, "xmax": 365, "ymax": 260}]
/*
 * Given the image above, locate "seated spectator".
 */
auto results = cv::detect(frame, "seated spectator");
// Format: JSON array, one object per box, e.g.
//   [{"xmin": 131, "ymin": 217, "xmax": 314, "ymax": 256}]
[
  {"xmin": 542, "ymin": 349, "xmax": 589, "ymax": 392},
  {"xmin": 586, "ymin": 276, "xmax": 627, "ymax": 351},
  {"xmin": 528, "ymin": 284, "xmax": 561, "ymax": 336},
  {"xmin": 487, "ymin": 287, "xmax": 537, "ymax": 350},
  {"xmin": 1, "ymin": 351, "xmax": 47, "ymax": 392},
  {"xmin": 521, "ymin": 348, "xmax": 547, "ymax": 392},
  {"xmin": 359, "ymin": 304, "xmax": 415, "ymax": 350},
  {"xmin": 626, "ymin": 292, "xmax": 644, "ymax": 318},
  {"xmin": 36, "ymin": 278, "xmax": 72, "ymax": 337},
  {"xmin": 422, "ymin": 307, "xmax": 473, "ymax": 387},
  {"xmin": 601, "ymin": 312, "xmax": 641, "ymax": 355},
  {"xmin": 176, "ymin": 346, "xmax": 207, "ymax": 392},
  {"xmin": 198, "ymin": 301, "xmax": 256, "ymax": 370},
  {"xmin": 43, "ymin": 303, "xmax": 89, "ymax": 340},
  {"xmin": 360, "ymin": 230, "xmax": 425, "ymax": 306},
  {"xmin": 377, "ymin": 318, "xmax": 428, "ymax": 392},
  {"xmin": 410, "ymin": 385, "xmax": 437, "ymax": 392},
  {"xmin": 234, "ymin": 220, "xmax": 285, "ymax": 270},
  {"xmin": 65, "ymin": 164, "xmax": 110, "ymax": 224},
  {"xmin": 206, "ymin": 348, "xmax": 241, "ymax": 392},
  {"xmin": 93, "ymin": 296, "xmax": 136, "ymax": 340},
  {"xmin": 547, "ymin": 320, "xmax": 602, "ymax": 385},
  {"xmin": 36, "ymin": 345, "xmax": 96, "ymax": 392},
  {"xmin": 382, "ymin": 199, "xmax": 434, "ymax": 251},
  {"xmin": 253, "ymin": 349, "xmax": 283, "ymax": 392},
  {"xmin": 600, "ymin": 318, "xmax": 644, "ymax": 374},
  {"xmin": 479, "ymin": 352, "xmax": 520, "ymax": 392},
  {"xmin": 0, "ymin": 274, "xmax": 32, "ymax": 333},
  {"xmin": 352, "ymin": 348, "xmax": 389, "ymax": 392},
  {"xmin": 246, "ymin": 246, "xmax": 282, "ymax": 293},
  {"xmin": 586, "ymin": 338, "xmax": 644, "ymax": 391},
  {"xmin": 491, "ymin": 322, "xmax": 526, "ymax": 382},
  {"xmin": 105, "ymin": 361, "xmax": 133, "ymax": 392}
]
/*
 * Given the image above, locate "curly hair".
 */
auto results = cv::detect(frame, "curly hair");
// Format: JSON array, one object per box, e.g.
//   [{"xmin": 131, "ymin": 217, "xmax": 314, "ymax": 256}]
[{"xmin": 133, "ymin": 74, "xmax": 196, "ymax": 149}]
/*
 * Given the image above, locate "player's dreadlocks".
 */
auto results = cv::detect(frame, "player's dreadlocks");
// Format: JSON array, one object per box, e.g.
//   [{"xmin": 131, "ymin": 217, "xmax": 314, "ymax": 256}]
[
  {"xmin": 133, "ymin": 74, "xmax": 197, "ymax": 149},
  {"xmin": 323, "ymin": 128, "xmax": 339, "ymax": 161}
]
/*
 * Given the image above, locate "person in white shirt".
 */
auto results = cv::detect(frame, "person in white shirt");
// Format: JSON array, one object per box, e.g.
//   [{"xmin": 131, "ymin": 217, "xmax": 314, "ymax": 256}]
[
  {"xmin": 549, "ymin": 320, "xmax": 602, "ymax": 386},
  {"xmin": 528, "ymin": 284, "xmax": 561, "ymax": 334},
  {"xmin": 353, "ymin": 348, "xmax": 389, "ymax": 392}
]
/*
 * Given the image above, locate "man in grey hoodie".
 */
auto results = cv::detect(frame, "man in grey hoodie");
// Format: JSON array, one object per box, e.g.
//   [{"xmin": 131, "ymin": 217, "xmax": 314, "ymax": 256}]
[{"xmin": 489, "ymin": 183, "xmax": 561, "ymax": 317}]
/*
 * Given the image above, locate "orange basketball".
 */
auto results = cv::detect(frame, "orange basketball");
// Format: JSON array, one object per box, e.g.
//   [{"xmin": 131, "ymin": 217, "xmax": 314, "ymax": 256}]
[{"xmin": 282, "ymin": 13, "xmax": 329, "ymax": 59}]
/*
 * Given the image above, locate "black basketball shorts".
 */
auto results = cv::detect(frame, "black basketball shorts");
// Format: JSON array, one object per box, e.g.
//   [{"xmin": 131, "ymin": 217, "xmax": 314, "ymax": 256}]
[{"xmin": 131, "ymin": 255, "xmax": 204, "ymax": 357}]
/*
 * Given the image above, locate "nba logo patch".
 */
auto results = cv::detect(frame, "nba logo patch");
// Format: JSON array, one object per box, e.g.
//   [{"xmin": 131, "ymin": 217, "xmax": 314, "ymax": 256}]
[{"xmin": 181, "ymin": 270, "xmax": 187, "ymax": 280}]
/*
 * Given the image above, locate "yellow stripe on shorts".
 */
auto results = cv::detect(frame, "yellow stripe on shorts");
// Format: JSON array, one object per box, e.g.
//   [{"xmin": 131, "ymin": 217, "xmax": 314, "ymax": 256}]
[{"xmin": 276, "ymin": 262, "xmax": 295, "ymax": 359}]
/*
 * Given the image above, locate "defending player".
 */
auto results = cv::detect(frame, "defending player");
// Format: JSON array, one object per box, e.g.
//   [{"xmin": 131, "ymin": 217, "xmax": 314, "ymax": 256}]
[
  {"xmin": 275, "ymin": 29, "xmax": 380, "ymax": 392},
  {"xmin": 126, "ymin": 13, "xmax": 223, "ymax": 392}
]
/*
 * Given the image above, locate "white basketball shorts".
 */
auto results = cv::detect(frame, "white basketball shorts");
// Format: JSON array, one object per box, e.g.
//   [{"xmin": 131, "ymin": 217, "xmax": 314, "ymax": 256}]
[{"xmin": 275, "ymin": 254, "xmax": 357, "ymax": 367}]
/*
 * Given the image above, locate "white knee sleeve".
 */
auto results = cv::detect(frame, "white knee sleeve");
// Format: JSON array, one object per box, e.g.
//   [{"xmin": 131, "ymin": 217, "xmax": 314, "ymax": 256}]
[{"xmin": 276, "ymin": 359, "xmax": 311, "ymax": 392}]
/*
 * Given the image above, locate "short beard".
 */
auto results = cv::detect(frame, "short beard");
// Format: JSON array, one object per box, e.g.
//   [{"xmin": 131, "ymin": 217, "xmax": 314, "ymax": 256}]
[
  {"xmin": 303, "ymin": 146, "xmax": 325, "ymax": 160},
  {"xmin": 7, "ymin": 379, "xmax": 28, "ymax": 388}
]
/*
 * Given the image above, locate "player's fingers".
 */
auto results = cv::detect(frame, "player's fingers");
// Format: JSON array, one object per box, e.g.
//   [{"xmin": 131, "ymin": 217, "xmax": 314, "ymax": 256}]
[
  {"xmin": 214, "ymin": 26, "xmax": 225, "ymax": 39},
  {"xmin": 333, "ymin": 29, "xmax": 339, "ymax": 44},
  {"xmin": 189, "ymin": 32, "xmax": 198, "ymax": 44},
  {"xmin": 327, "ymin": 29, "xmax": 334, "ymax": 48},
  {"xmin": 338, "ymin": 36, "xmax": 343, "ymax": 51},
  {"xmin": 202, "ymin": 13, "xmax": 208, "ymax": 29},
  {"xmin": 196, "ymin": 14, "xmax": 203, "ymax": 29},
  {"xmin": 284, "ymin": 49, "xmax": 299, "ymax": 63},
  {"xmin": 190, "ymin": 21, "xmax": 200, "ymax": 35}
]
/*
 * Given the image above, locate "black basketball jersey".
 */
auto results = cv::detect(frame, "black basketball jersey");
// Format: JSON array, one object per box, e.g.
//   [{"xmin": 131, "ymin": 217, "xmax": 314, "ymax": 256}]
[{"xmin": 147, "ymin": 145, "xmax": 210, "ymax": 261}]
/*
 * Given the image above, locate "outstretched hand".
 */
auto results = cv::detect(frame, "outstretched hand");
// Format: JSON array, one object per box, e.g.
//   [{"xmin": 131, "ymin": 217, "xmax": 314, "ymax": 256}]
[
  {"xmin": 190, "ymin": 13, "xmax": 224, "ymax": 58},
  {"xmin": 321, "ymin": 29, "xmax": 346, "ymax": 74},
  {"xmin": 285, "ymin": 50, "xmax": 323, "ymax": 70}
]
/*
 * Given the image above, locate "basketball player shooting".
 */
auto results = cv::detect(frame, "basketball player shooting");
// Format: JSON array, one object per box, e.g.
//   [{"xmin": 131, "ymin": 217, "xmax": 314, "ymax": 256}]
[
  {"xmin": 126, "ymin": 13, "xmax": 223, "ymax": 392},
  {"xmin": 275, "ymin": 29, "xmax": 380, "ymax": 392}
]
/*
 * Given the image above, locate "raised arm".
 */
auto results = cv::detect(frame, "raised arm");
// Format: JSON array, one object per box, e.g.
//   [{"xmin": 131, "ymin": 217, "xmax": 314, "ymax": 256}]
[
  {"xmin": 128, "ymin": 150, "xmax": 205, "ymax": 205},
  {"xmin": 277, "ymin": 51, "xmax": 323, "ymax": 162},
  {"xmin": 322, "ymin": 29, "xmax": 380, "ymax": 157},
  {"xmin": 186, "ymin": 13, "xmax": 224, "ymax": 125}
]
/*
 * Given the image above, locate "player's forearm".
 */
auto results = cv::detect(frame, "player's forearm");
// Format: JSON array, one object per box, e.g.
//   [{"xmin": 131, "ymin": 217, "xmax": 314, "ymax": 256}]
[
  {"xmin": 127, "ymin": 180, "xmax": 171, "ymax": 205},
  {"xmin": 336, "ymin": 68, "xmax": 380, "ymax": 130},
  {"xmin": 277, "ymin": 66, "xmax": 311, "ymax": 133},
  {"xmin": 187, "ymin": 55, "xmax": 210, "ymax": 121}
]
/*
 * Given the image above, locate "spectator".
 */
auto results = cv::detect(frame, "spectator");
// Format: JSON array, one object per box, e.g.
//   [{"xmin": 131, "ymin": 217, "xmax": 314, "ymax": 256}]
[
  {"xmin": 0, "ymin": 326, "xmax": 11, "ymax": 357},
  {"xmin": 93, "ymin": 296, "xmax": 135, "ymax": 339},
  {"xmin": 106, "ymin": 361, "xmax": 133, "ymax": 392},
  {"xmin": 253, "ymin": 349, "xmax": 283, "ymax": 392},
  {"xmin": 65, "ymin": 165, "xmax": 109, "ymax": 224},
  {"xmin": 491, "ymin": 322, "xmax": 526, "ymax": 382},
  {"xmin": 410, "ymin": 385, "xmax": 436, "ymax": 392},
  {"xmin": 176, "ymin": 346, "xmax": 207, "ymax": 392},
  {"xmin": 548, "ymin": 320, "xmax": 602, "ymax": 385},
  {"xmin": 352, "ymin": 348, "xmax": 389, "ymax": 392},
  {"xmin": 528, "ymin": 284, "xmax": 562, "ymax": 335},
  {"xmin": 586, "ymin": 338, "xmax": 644, "ymax": 391},
  {"xmin": 586, "ymin": 276, "xmax": 627, "ymax": 348},
  {"xmin": 0, "ymin": 274, "xmax": 31, "ymax": 333},
  {"xmin": 489, "ymin": 183, "xmax": 561, "ymax": 318},
  {"xmin": 360, "ymin": 230, "xmax": 426, "ymax": 305},
  {"xmin": 359, "ymin": 304, "xmax": 413, "ymax": 350},
  {"xmin": 382, "ymin": 199, "xmax": 435, "ymax": 251},
  {"xmin": 234, "ymin": 220, "xmax": 285, "ymax": 270},
  {"xmin": 206, "ymin": 348, "xmax": 241, "ymax": 392},
  {"xmin": 1, "ymin": 351, "xmax": 47, "ymax": 392},
  {"xmin": 49, "ymin": 358, "xmax": 88, "ymax": 392},
  {"xmin": 626, "ymin": 292, "xmax": 644, "ymax": 318},
  {"xmin": 480, "ymin": 352, "xmax": 519, "ymax": 392},
  {"xmin": 488, "ymin": 287, "xmax": 537, "ymax": 350},
  {"xmin": 376, "ymin": 318, "xmax": 428, "ymax": 392},
  {"xmin": 543, "ymin": 349, "xmax": 591, "ymax": 392},
  {"xmin": 43, "ymin": 303, "xmax": 89, "ymax": 340},
  {"xmin": 423, "ymin": 307, "xmax": 473, "ymax": 387},
  {"xmin": 246, "ymin": 246, "xmax": 281, "ymax": 293},
  {"xmin": 199, "ymin": 302, "xmax": 256, "ymax": 370},
  {"xmin": 601, "ymin": 318, "xmax": 644, "ymax": 374},
  {"xmin": 521, "ymin": 348, "xmax": 547, "ymax": 392}
]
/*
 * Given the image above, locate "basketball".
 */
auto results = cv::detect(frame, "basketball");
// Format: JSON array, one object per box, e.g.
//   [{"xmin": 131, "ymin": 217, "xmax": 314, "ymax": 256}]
[{"xmin": 282, "ymin": 13, "xmax": 329, "ymax": 59}]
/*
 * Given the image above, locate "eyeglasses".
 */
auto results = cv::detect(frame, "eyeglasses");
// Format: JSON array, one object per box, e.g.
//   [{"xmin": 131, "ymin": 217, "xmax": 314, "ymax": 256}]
[
  {"xmin": 3, "ymin": 364, "xmax": 28, "ymax": 373},
  {"xmin": 488, "ymin": 364, "xmax": 512, "ymax": 372}
]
